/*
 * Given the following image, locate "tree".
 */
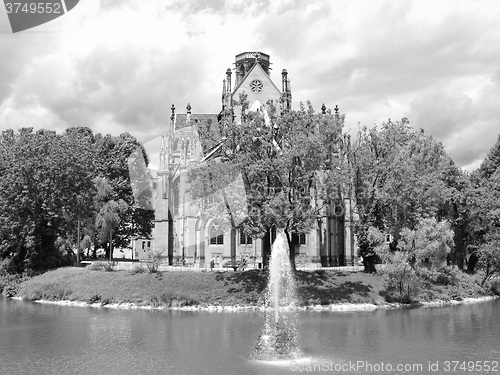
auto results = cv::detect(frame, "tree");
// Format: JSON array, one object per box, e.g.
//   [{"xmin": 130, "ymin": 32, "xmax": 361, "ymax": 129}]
[
  {"xmin": 92, "ymin": 133, "xmax": 154, "ymax": 250},
  {"xmin": 380, "ymin": 251, "xmax": 420, "ymax": 303},
  {"xmin": 477, "ymin": 231, "xmax": 500, "ymax": 285},
  {"xmin": 467, "ymin": 137, "xmax": 500, "ymax": 275},
  {"xmin": 397, "ymin": 218, "xmax": 454, "ymax": 269},
  {"xmin": 375, "ymin": 218, "xmax": 453, "ymax": 302},
  {"xmin": 93, "ymin": 177, "xmax": 128, "ymax": 260},
  {"xmin": 352, "ymin": 119, "xmax": 458, "ymax": 272},
  {"xmin": 189, "ymin": 101, "xmax": 347, "ymax": 270},
  {"xmin": 0, "ymin": 128, "xmax": 94, "ymax": 272},
  {"xmin": 0, "ymin": 127, "xmax": 154, "ymax": 273}
]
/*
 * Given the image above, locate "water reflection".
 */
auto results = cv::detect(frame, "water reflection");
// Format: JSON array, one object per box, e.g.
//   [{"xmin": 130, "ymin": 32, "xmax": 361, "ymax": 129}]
[{"xmin": 0, "ymin": 297, "xmax": 499, "ymax": 375}]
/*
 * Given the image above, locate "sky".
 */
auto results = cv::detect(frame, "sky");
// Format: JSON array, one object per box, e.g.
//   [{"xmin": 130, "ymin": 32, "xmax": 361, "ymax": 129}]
[{"xmin": 1, "ymin": 0, "xmax": 499, "ymax": 171}]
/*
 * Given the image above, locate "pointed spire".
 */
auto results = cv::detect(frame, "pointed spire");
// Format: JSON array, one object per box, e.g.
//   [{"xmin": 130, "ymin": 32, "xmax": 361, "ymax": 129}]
[
  {"xmin": 321, "ymin": 103, "xmax": 326, "ymax": 114},
  {"xmin": 281, "ymin": 69, "xmax": 291, "ymax": 111},
  {"xmin": 186, "ymin": 103, "xmax": 191, "ymax": 124},
  {"xmin": 226, "ymin": 68, "xmax": 232, "ymax": 93},
  {"xmin": 281, "ymin": 69, "xmax": 288, "ymax": 93},
  {"xmin": 169, "ymin": 104, "xmax": 176, "ymax": 133}
]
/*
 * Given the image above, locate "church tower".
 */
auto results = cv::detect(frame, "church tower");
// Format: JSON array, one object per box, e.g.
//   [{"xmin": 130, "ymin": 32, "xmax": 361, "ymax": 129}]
[
  {"xmin": 152, "ymin": 51, "xmax": 357, "ymax": 269},
  {"xmin": 221, "ymin": 52, "xmax": 292, "ymax": 124}
]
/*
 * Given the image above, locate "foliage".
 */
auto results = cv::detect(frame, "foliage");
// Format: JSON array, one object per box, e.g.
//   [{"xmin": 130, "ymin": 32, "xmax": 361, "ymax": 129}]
[
  {"xmin": 352, "ymin": 119, "xmax": 460, "ymax": 271},
  {"xmin": 467, "ymin": 137, "xmax": 500, "ymax": 274},
  {"xmin": 0, "ymin": 127, "xmax": 153, "ymax": 274},
  {"xmin": 357, "ymin": 226, "xmax": 385, "ymax": 272},
  {"xmin": 397, "ymin": 218, "xmax": 454, "ymax": 269},
  {"xmin": 381, "ymin": 251, "xmax": 420, "ymax": 303},
  {"xmin": 477, "ymin": 232, "xmax": 500, "ymax": 285},
  {"xmin": 376, "ymin": 218, "xmax": 454, "ymax": 302},
  {"xmin": 93, "ymin": 177, "xmax": 128, "ymax": 259},
  {"xmin": 129, "ymin": 265, "xmax": 146, "ymax": 275},
  {"xmin": 87, "ymin": 261, "xmax": 116, "ymax": 272},
  {"xmin": 0, "ymin": 264, "xmax": 31, "ymax": 297},
  {"xmin": 145, "ymin": 250, "xmax": 165, "ymax": 273},
  {"xmin": 0, "ymin": 128, "xmax": 91, "ymax": 272},
  {"xmin": 189, "ymin": 101, "xmax": 348, "ymax": 269},
  {"xmin": 489, "ymin": 278, "xmax": 500, "ymax": 296}
]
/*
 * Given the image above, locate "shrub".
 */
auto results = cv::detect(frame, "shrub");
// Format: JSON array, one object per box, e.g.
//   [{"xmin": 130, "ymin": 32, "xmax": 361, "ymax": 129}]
[
  {"xmin": 381, "ymin": 252, "xmax": 421, "ymax": 303},
  {"xmin": 145, "ymin": 251, "xmax": 164, "ymax": 273},
  {"xmin": 87, "ymin": 261, "xmax": 116, "ymax": 271},
  {"xmin": 490, "ymin": 279, "xmax": 500, "ymax": 296},
  {"xmin": 87, "ymin": 293, "xmax": 101, "ymax": 304},
  {"xmin": 129, "ymin": 265, "xmax": 146, "ymax": 275},
  {"xmin": 0, "ymin": 272, "xmax": 30, "ymax": 297},
  {"xmin": 418, "ymin": 266, "xmax": 462, "ymax": 286}
]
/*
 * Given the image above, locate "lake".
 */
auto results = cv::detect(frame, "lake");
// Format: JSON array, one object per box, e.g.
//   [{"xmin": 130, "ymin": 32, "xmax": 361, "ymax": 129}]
[{"xmin": 1, "ymin": 296, "xmax": 499, "ymax": 374}]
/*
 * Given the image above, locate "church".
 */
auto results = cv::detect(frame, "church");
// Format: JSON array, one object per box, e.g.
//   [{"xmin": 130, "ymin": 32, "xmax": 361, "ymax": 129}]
[{"xmin": 151, "ymin": 52, "xmax": 357, "ymax": 268}]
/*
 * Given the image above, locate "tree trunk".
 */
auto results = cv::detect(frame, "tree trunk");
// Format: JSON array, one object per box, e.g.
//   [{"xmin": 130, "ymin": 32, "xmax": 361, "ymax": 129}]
[
  {"xmin": 109, "ymin": 230, "xmax": 113, "ymax": 261},
  {"xmin": 262, "ymin": 229, "xmax": 271, "ymax": 269},
  {"xmin": 92, "ymin": 236, "xmax": 98, "ymax": 259},
  {"xmin": 363, "ymin": 255, "xmax": 377, "ymax": 273},
  {"xmin": 230, "ymin": 228, "xmax": 236, "ymax": 264},
  {"xmin": 284, "ymin": 229, "xmax": 297, "ymax": 272},
  {"xmin": 467, "ymin": 252, "xmax": 479, "ymax": 274},
  {"xmin": 481, "ymin": 262, "xmax": 491, "ymax": 286}
]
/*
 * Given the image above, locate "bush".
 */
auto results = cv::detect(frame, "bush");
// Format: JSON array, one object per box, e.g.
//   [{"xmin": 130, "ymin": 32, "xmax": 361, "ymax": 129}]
[
  {"xmin": 0, "ymin": 272, "xmax": 31, "ymax": 297},
  {"xmin": 145, "ymin": 251, "xmax": 164, "ymax": 273},
  {"xmin": 490, "ymin": 279, "xmax": 500, "ymax": 296},
  {"xmin": 381, "ymin": 252, "xmax": 421, "ymax": 303},
  {"xmin": 129, "ymin": 265, "xmax": 146, "ymax": 275},
  {"xmin": 87, "ymin": 261, "xmax": 116, "ymax": 272},
  {"xmin": 418, "ymin": 266, "xmax": 462, "ymax": 286}
]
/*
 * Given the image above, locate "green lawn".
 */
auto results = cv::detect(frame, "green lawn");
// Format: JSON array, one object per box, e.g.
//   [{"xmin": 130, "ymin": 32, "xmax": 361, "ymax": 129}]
[{"xmin": 12, "ymin": 265, "xmax": 492, "ymax": 309}]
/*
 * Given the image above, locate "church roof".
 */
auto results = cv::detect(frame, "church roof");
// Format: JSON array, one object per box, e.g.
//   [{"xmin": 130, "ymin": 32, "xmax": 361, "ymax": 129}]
[
  {"xmin": 173, "ymin": 113, "xmax": 224, "ymax": 156},
  {"xmin": 231, "ymin": 60, "xmax": 281, "ymax": 97},
  {"xmin": 174, "ymin": 113, "xmax": 219, "ymax": 131}
]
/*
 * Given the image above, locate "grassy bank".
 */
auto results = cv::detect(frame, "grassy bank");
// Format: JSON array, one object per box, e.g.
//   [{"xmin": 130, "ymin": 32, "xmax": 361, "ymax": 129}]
[{"xmin": 12, "ymin": 266, "xmax": 494, "ymax": 309}]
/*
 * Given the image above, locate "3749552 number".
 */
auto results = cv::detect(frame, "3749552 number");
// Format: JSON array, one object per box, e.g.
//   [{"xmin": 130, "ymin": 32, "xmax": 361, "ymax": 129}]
[
  {"xmin": 443, "ymin": 361, "xmax": 499, "ymax": 372},
  {"xmin": 5, "ymin": 2, "xmax": 62, "ymax": 14}
]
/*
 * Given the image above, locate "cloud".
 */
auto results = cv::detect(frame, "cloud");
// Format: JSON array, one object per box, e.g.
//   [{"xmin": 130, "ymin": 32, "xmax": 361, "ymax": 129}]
[{"xmin": 0, "ymin": 0, "xmax": 499, "ymax": 172}]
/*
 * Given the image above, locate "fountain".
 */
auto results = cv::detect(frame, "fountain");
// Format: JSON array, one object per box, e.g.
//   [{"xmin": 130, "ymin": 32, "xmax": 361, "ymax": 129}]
[{"xmin": 251, "ymin": 232, "xmax": 302, "ymax": 361}]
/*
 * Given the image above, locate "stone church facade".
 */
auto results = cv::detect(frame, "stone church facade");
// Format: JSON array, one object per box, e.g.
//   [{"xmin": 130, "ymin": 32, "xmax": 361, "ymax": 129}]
[{"xmin": 152, "ymin": 52, "xmax": 357, "ymax": 268}]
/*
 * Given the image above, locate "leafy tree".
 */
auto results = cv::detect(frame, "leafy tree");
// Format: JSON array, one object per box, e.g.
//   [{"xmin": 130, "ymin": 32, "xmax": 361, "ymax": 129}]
[
  {"xmin": 92, "ymin": 133, "xmax": 154, "ymax": 250},
  {"xmin": 352, "ymin": 119, "xmax": 458, "ymax": 272},
  {"xmin": 93, "ymin": 177, "xmax": 128, "ymax": 260},
  {"xmin": 0, "ymin": 127, "xmax": 153, "ymax": 273},
  {"xmin": 478, "ymin": 134, "xmax": 500, "ymax": 179},
  {"xmin": 0, "ymin": 128, "xmax": 94, "ymax": 272},
  {"xmin": 467, "ymin": 137, "xmax": 500, "ymax": 275},
  {"xmin": 477, "ymin": 231, "xmax": 500, "ymax": 285},
  {"xmin": 375, "ymin": 218, "xmax": 453, "ymax": 302},
  {"xmin": 189, "ymin": 101, "xmax": 347, "ymax": 270},
  {"xmin": 381, "ymin": 251, "xmax": 420, "ymax": 303},
  {"xmin": 397, "ymin": 218, "xmax": 454, "ymax": 269}
]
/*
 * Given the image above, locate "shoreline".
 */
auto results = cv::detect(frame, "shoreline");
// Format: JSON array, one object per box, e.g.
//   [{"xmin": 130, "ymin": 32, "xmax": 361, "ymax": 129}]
[{"xmin": 11, "ymin": 295, "xmax": 498, "ymax": 313}]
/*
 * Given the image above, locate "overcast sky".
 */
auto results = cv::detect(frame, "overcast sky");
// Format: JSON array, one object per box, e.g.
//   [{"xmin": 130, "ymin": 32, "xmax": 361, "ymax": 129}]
[{"xmin": 1, "ymin": 0, "xmax": 499, "ymax": 171}]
